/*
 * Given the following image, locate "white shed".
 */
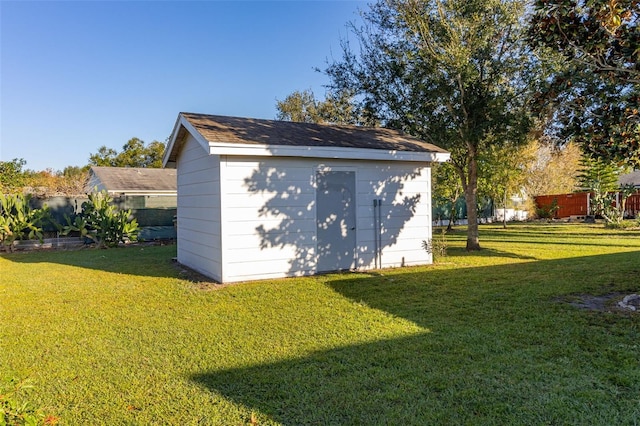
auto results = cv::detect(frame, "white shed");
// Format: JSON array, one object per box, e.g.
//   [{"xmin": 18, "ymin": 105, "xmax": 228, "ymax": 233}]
[{"xmin": 163, "ymin": 112, "xmax": 449, "ymax": 283}]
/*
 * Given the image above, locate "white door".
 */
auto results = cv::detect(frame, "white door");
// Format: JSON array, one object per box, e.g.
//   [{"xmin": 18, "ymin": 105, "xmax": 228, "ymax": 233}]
[{"xmin": 316, "ymin": 171, "xmax": 357, "ymax": 272}]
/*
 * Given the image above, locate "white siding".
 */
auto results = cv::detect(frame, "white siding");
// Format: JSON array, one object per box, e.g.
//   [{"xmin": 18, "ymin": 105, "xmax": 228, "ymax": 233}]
[
  {"xmin": 356, "ymin": 163, "xmax": 432, "ymax": 269},
  {"xmin": 175, "ymin": 134, "xmax": 223, "ymax": 281},
  {"xmin": 218, "ymin": 157, "xmax": 432, "ymax": 283},
  {"xmin": 219, "ymin": 156, "xmax": 317, "ymax": 283}
]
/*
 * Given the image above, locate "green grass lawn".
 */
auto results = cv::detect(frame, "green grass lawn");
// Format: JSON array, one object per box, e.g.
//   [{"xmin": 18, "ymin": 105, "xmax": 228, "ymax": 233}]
[{"xmin": 1, "ymin": 223, "xmax": 639, "ymax": 425}]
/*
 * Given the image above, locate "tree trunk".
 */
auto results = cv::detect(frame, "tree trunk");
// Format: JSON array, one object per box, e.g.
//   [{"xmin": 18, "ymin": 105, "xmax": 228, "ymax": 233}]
[
  {"xmin": 454, "ymin": 147, "xmax": 481, "ymax": 251},
  {"xmin": 503, "ymin": 188, "xmax": 507, "ymax": 229},
  {"xmin": 446, "ymin": 200, "xmax": 456, "ymax": 231},
  {"xmin": 464, "ymin": 156, "xmax": 481, "ymax": 251},
  {"xmin": 465, "ymin": 187, "xmax": 481, "ymax": 250}
]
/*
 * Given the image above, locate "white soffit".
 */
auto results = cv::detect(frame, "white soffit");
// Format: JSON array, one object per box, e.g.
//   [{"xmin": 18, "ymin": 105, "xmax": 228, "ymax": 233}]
[{"xmin": 207, "ymin": 142, "xmax": 450, "ymax": 163}]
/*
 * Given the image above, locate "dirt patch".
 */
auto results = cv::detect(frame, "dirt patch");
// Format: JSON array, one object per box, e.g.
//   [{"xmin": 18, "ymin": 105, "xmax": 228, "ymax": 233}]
[
  {"xmin": 559, "ymin": 293, "xmax": 639, "ymax": 313},
  {"xmin": 171, "ymin": 259, "xmax": 228, "ymax": 290}
]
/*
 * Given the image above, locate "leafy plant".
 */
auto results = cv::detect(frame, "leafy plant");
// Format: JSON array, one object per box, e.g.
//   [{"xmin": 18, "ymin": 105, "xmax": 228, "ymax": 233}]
[
  {"xmin": 0, "ymin": 194, "xmax": 49, "ymax": 252},
  {"xmin": 576, "ymin": 156, "xmax": 636, "ymax": 225},
  {"xmin": 0, "ymin": 377, "xmax": 46, "ymax": 426},
  {"xmin": 535, "ymin": 197, "xmax": 559, "ymax": 219},
  {"xmin": 599, "ymin": 183, "xmax": 638, "ymax": 226},
  {"xmin": 422, "ymin": 228, "xmax": 448, "ymax": 259},
  {"xmin": 0, "ymin": 159, "xmax": 28, "ymax": 194},
  {"xmin": 62, "ymin": 190, "xmax": 138, "ymax": 248}
]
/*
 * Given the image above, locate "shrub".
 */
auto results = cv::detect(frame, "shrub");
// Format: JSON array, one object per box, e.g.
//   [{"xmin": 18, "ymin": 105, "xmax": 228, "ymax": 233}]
[
  {"xmin": 0, "ymin": 194, "xmax": 49, "ymax": 252},
  {"xmin": 0, "ymin": 377, "xmax": 46, "ymax": 426},
  {"xmin": 62, "ymin": 190, "xmax": 139, "ymax": 248},
  {"xmin": 605, "ymin": 219, "xmax": 640, "ymax": 230},
  {"xmin": 422, "ymin": 228, "xmax": 448, "ymax": 259},
  {"xmin": 535, "ymin": 197, "xmax": 559, "ymax": 219}
]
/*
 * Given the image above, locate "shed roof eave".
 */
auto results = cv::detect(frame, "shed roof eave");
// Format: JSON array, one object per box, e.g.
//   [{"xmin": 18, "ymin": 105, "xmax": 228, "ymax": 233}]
[
  {"xmin": 207, "ymin": 142, "xmax": 450, "ymax": 163},
  {"xmin": 162, "ymin": 114, "xmax": 212, "ymax": 168},
  {"xmin": 162, "ymin": 115, "xmax": 183, "ymax": 168}
]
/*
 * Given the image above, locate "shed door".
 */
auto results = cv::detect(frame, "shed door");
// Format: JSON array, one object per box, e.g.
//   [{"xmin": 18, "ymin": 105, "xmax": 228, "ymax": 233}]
[{"xmin": 316, "ymin": 171, "xmax": 356, "ymax": 272}]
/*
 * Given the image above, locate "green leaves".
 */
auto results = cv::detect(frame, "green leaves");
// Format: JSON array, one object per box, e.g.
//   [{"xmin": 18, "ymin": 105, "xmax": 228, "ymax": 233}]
[
  {"xmin": 62, "ymin": 190, "xmax": 139, "ymax": 248},
  {"xmin": 275, "ymin": 89, "xmax": 364, "ymax": 125},
  {"xmin": 529, "ymin": 0, "xmax": 640, "ymax": 166},
  {"xmin": 0, "ymin": 194, "xmax": 48, "ymax": 252},
  {"xmin": 324, "ymin": 0, "xmax": 536, "ymax": 249},
  {"xmin": 89, "ymin": 138, "xmax": 166, "ymax": 168},
  {"xmin": 0, "ymin": 159, "xmax": 27, "ymax": 194},
  {"xmin": 578, "ymin": 155, "xmax": 634, "ymax": 224},
  {"xmin": 0, "ymin": 377, "xmax": 46, "ymax": 426}
]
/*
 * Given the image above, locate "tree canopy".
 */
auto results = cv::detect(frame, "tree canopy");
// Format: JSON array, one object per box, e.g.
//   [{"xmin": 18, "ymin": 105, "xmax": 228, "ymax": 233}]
[
  {"xmin": 520, "ymin": 140, "xmax": 582, "ymax": 198},
  {"xmin": 529, "ymin": 0, "xmax": 639, "ymax": 166},
  {"xmin": 276, "ymin": 89, "xmax": 364, "ymax": 125},
  {"xmin": 0, "ymin": 159, "xmax": 89, "ymax": 196},
  {"xmin": 89, "ymin": 138, "xmax": 165, "ymax": 168},
  {"xmin": 0, "ymin": 159, "xmax": 28, "ymax": 194},
  {"xmin": 325, "ymin": 0, "xmax": 538, "ymax": 250}
]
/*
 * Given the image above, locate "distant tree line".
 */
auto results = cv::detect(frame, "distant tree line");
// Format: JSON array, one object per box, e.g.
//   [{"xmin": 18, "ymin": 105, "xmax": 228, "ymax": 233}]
[{"xmin": 1, "ymin": 138, "xmax": 165, "ymax": 196}]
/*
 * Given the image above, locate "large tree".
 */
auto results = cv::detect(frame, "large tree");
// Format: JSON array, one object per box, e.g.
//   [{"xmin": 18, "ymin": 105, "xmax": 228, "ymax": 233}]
[
  {"xmin": 89, "ymin": 138, "xmax": 165, "ymax": 168},
  {"xmin": 529, "ymin": 0, "xmax": 639, "ymax": 166},
  {"xmin": 325, "ymin": 0, "xmax": 537, "ymax": 250},
  {"xmin": 0, "ymin": 158, "xmax": 27, "ymax": 194},
  {"xmin": 276, "ymin": 90, "xmax": 322, "ymax": 123},
  {"xmin": 479, "ymin": 142, "xmax": 534, "ymax": 228},
  {"xmin": 431, "ymin": 162, "xmax": 464, "ymax": 231},
  {"xmin": 520, "ymin": 139, "xmax": 582, "ymax": 197},
  {"xmin": 276, "ymin": 89, "xmax": 365, "ymax": 125}
]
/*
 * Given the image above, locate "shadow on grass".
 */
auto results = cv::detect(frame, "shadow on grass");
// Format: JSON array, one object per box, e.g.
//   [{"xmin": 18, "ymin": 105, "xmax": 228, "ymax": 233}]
[
  {"xmin": 464, "ymin": 226, "xmax": 640, "ymax": 248},
  {"xmin": 477, "ymin": 237, "xmax": 640, "ymax": 249},
  {"xmin": 192, "ymin": 251, "xmax": 640, "ymax": 424},
  {"xmin": 458, "ymin": 247, "xmax": 538, "ymax": 260},
  {"xmin": 0, "ymin": 244, "xmax": 179, "ymax": 278},
  {"xmin": 193, "ymin": 334, "xmax": 447, "ymax": 425}
]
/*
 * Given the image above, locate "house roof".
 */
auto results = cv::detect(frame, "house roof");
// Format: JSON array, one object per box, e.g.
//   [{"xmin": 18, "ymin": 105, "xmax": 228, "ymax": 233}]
[
  {"xmin": 619, "ymin": 170, "xmax": 640, "ymax": 188},
  {"xmin": 88, "ymin": 166, "xmax": 177, "ymax": 193},
  {"xmin": 163, "ymin": 112, "xmax": 450, "ymax": 167}
]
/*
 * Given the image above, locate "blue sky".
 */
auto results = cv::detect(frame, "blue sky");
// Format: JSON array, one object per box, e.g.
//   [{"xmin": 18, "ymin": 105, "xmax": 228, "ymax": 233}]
[{"xmin": 0, "ymin": 0, "xmax": 365, "ymax": 172}]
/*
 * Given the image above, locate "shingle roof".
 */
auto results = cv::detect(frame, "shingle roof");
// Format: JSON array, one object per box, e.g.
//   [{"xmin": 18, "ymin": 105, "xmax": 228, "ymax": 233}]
[
  {"xmin": 180, "ymin": 112, "xmax": 449, "ymax": 153},
  {"xmin": 89, "ymin": 166, "xmax": 176, "ymax": 192},
  {"xmin": 619, "ymin": 170, "xmax": 640, "ymax": 187}
]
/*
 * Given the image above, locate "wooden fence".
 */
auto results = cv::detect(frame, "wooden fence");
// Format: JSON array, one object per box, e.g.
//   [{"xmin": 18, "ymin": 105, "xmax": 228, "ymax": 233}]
[{"xmin": 534, "ymin": 192, "xmax": 640, "ymax": 219}]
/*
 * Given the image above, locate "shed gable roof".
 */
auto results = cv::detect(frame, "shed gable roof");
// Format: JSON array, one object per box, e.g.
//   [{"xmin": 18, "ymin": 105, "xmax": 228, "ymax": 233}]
[
  {"xmin": 88, "ymin": 166, "xmax": 177, "ymax": 192},
  {"xmin": 163, "ymin": 112, "xmax": 449, "ymax": 167}
]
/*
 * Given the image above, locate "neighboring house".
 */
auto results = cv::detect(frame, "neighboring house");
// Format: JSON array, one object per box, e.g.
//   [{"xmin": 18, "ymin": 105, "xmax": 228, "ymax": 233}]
[
  {"xmin": 619, "ymin": 170, "xmax": 640, "ymax": 188},
  {"xmin": 86, "ymin": 166, "xmax": 178, "ymax": 240},
  {"xmin": 87, "ymin": 166, "xmax": 177, "ymax": 197},
  {"xmin": 163, "ymin": 112, "xmax": 450, "ymax": 283}
]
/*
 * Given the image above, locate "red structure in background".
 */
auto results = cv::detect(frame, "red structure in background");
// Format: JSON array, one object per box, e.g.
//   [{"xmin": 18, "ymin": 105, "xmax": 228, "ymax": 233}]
[
  {"xmin": 625, "ymin": 193, "xmax": 640, "ymax": 217},
  {"xmin": 535, "ymin": 192, "xmax": 640, "ymax": 219}
]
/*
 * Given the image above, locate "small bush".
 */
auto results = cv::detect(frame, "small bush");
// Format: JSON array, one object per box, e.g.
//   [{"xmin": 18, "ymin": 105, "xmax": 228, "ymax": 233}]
[
  {"xmin": 605, "ymin": 219, "xmax": 639, "ymax": 230},
  {"xmin": 535, "ymin": 198, "xmax": 559, "ymax": 219},
  {"xmin": 62, "ymin": 190, "xmax": 139, "ymax": 248},
  {"xmin": 0, "ymin": 194, "xmax": 49, "ymax": 252},
  {"xmin": 0, "ymin": 377, "xmax": 48, "ymax": 426},
  {"xmin": 422, "ymin": 228, "xmax": 448, "ymax": 259}
]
